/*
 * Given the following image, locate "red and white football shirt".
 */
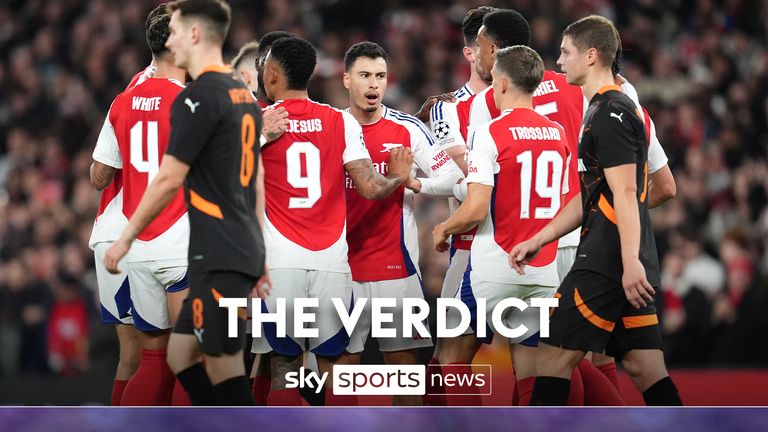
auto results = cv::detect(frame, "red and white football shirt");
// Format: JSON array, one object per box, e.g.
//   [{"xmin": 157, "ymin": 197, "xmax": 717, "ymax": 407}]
[
  {"xmin": 465, "ymin": 108, "xmax": 570, "ymax": 286},
  {"xmin": 89, "ymin": 65, "xmax": 157, "ymax": 249},
  {"xmin": 91, "ymin": 78, "xmax": 188, "ymax": 262},
  {"xmin": 469, "ymin": 71, "xmax": 587, "ymax": 248},
  {"xmin": 261, "ymin": 98, "xmax": 370, "ymax": 272},
  {"xmin": 346, "ymin": 106, "xmax": 458, "ymax": 282}
]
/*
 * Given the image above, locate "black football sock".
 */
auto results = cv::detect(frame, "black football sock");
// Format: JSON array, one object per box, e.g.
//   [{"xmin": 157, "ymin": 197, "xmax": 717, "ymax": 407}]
[
  {"xmin": 176, "ymin": 363, "xmax": 218, "ymax": 406},
  {"xmin": 213, "ymin": 375, "xmax": 256, "ymax": 406},
  {"xmin": 530, "ymin": 376, "xmax": 571, "ymax": 406},
  {"xmin": 643, "ymin": 376, "xmax": 682, "ymax": 406}
]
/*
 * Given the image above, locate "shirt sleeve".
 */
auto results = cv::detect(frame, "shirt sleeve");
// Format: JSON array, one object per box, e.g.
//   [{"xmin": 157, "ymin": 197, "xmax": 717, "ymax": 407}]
[
  {"xmin": 464, "ymin": 126, "xmax": 497, "ymax": 187},
  {"xmin": 411, "ymin": 122, "xmax": 463, "ymax": 197},
  {"xmin": 562, "ymin": 145, "xmax": 571, "ymax": 195},
  {"xmin": 340, "ymin": 110, "xmax": 371, "ymax": 164},
  {"xmin": 647, "ymin": 118, "xmax": 668, "ymax": 174},
  {"xmin": 166, "ymin": 85, "xmax": 219, "ymax": 166},
  {"xmin": 430, "ymin": 101, "xmax": 466, "ymax": 151},
  {"xmin": 92, "ymin": 106, "xmax": 123, "ymax": 169},
  {"xmin": 592, "ymin": 101, "xmax": 642, "ymax": 169}
]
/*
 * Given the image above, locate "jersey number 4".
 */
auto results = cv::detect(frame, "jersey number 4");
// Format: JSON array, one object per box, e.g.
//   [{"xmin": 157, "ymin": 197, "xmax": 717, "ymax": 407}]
[
  {"xmin": 516, "ymin": 150, "xmax": 564, "ymax": 219},
  {"xmin": 130, "ymin": 121, "xmax": 159, "ymax": 184}
]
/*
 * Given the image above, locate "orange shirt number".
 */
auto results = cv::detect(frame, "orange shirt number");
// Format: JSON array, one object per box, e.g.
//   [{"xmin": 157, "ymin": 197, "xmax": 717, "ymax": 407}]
[{"xmin": 240, "ymin": 113, "xmax": 256, "ymax": 187}]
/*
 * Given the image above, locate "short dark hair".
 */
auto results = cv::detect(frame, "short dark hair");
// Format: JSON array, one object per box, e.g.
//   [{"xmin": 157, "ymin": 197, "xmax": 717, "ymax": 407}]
[
  {"xmin": 482, "ymin": 9, "xmax": 531, "ymax": 48},
  {"xmin": 611, "ymin": 39, "xmax": 623, "ymax": 75},
  {"xmin": 343, "ymin": 42, "xmax": 388, "ymax": 71},
  {"xmin": 232, "ymin": 41, "xmax": 259, "ymax": 70},
  {"xmin": 146, "ymin": 14, "xmax": 171, "ymax": 57},
  {"xmin": 145, "ymin": 3, "xmax": 168, "ymax": 30},
  {"xmin": 563, "ymin": 15, "xmax": 619, "ymax": 68},
  {"xmin": 494, "ymin": 45, "xmax": 544, "ymax": 94},
  {"xmin": 462, "ymin": 6, "xmax": 496, "ymax": 46},
  {"xmin": 268, "ymin": 37, "xmax": 316, "ymax": 91},
  {"xmin": 257, "ymin": 31, "xmax": 296, "ymax": 57},
  {"xmin": 167, "ymin": 0, "xmax": 231, "ymax": 44}
]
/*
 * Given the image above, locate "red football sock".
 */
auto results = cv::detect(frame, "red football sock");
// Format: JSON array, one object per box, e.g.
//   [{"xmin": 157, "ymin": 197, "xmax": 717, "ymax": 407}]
[
  {"xmin": 325, "ymin": 387, "xmax": 357, "ymax": 406},
  {"xmin": 516, "ymin": 377, "xmax": 536, "ymax": 406},
  {"xmin": 567, "ymin": 367, "xmax": 584, "ymax": 406},
  {"xmin": 423, "ymin": 357, "xmax": 446, "ymax": 406},
  {"xmin": 111, "ymin": 380, "xmax": 128, "ymax": 406},
  {"xmin": 443, "ymin": 363, "xmax": 483, "ymax": 406},
  {"xmin": 596, "ymin": 362, "xmax": 621, "ymax": 394},
  {"xmin": 252, "ymin": 376, "xmax": 271, "ymax": 406},
  {"xmin": 171, "ymin": 378, "xmax": 192, "ymax": 406},
  {"xmin": 577, "ymin": 359, "xmax": 624, "ymax": 406},
  {"xmin": 267, "ymin": 388, "xmax": 304, "ymax": 406},
  {"xmin": 121, "ymin": 349, "xmax": 175, "ymax": 406}
]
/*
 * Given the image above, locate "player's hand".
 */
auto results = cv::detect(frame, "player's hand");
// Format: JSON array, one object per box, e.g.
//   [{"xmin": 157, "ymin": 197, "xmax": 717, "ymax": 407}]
[
  {"xmin": 251, "ymin": 267, "xmax": 272, "ymax": 299},
  {"xmin": 622, "ymin": 258, "xmax": 655, "ymax": 309},
  {"xmin": 432, "ymin": 223, "xmax": 450, "ymax": 252},
  {"xmin": 104, "ymin": 239, "xmax": 130, "ymax": 274},
  {"xmin": 414, "ymin": 93, "xmax": 457, "ymax": 123},
  {"xmin": 387, "ymin": 147, "xmax": 414, "ymax": 183},
  {"xmin": 508, "ymin": 238, "xmax": 543, "ymax": 275},
  {"xmin": 262, "ymin": 106, "xmax": 289, "ymax": 143},
  {"xmin": 403, "ymin": 175, "xmax": 422, "ymax": 193}
]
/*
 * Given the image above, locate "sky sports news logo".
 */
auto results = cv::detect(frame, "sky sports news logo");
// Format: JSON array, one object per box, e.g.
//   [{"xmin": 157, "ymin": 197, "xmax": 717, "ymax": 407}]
[{"xmin": 286, "ymin": 364, "xmax": 492, "ymax": 396}]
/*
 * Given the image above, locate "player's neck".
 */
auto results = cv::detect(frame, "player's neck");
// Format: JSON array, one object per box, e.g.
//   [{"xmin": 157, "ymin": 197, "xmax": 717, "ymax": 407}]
[
  {"xmin": 187, "ymin": 47, "xmax": 225, "ymax": 80},
  {"xmin": 498, "ymin": 93, "xmax": 533, "ymax": 112},
  {"xmin": 255, "ymin": 88, "xmax": 272, "ymax": 105},
  {"xmin": 153, "ymin": 57, "xmax": 185, "ymax": 82},
  {"xmin": 467, "ymin": 70, "xmax": 490, "ymax": 94},
  {"xmin": 273, "ymin": 89, "xmax": 308, "ymax": 101},
  {"xmin": 581, "ymin": 68, "xmax": 616, "ymax": 102},
  {"xmin": 349, "ymin": 103, "xmax": 382, "ymax": 125}
]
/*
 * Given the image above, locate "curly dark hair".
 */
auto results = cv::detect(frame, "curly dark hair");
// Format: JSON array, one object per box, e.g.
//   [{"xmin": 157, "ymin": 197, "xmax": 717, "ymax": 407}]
[{"xmin": 268, "ymin": 37, "xmax": 317, "ymax": 91}]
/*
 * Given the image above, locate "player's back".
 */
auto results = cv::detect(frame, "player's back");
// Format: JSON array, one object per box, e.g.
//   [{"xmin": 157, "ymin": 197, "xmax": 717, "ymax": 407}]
[
  {"xmin": 261, "ymin": 98, "xmax": 367, "ymax": 272},
  {"xmin": 532, "ymin": 70, "xmax": 586, "ymax": 205},
  {"xmin": 111, "ymin": 78, "xmax": 187, "ymax": 255},
  {"xmin": 468, "ymin": 108, "xmax": 569, "ymax": 286}
]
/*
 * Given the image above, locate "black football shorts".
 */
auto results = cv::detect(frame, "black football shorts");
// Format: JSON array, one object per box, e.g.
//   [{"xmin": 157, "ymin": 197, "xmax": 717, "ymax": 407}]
[
  {"xmin": 541, "ymin": 269, "xmax": 663, "ymax": 359},
  {"xmin": 174, "ymin": 269, "xmax": 256, "ymax": 355}
]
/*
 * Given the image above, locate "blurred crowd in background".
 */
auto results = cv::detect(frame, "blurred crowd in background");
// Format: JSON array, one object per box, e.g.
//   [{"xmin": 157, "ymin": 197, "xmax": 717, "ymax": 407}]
[{"xmin": 0, "ymin": 0, "xmax": 767, "ymax": 380}]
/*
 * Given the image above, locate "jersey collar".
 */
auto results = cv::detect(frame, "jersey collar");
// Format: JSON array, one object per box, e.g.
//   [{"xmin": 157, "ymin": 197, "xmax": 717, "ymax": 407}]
[
  {"xmin": 199, "ymin": 64, "xmax": 232, "ymax": 76},
  {"xmin": 597, "ymin": 84, "xmax": 621, "ymax": 94}
]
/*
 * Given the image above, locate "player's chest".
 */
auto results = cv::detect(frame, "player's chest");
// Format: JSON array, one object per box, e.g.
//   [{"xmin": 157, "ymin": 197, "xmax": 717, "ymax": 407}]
[{"xmin": 362, "ymin": 127, "xmax": 412, "ymax": 164}]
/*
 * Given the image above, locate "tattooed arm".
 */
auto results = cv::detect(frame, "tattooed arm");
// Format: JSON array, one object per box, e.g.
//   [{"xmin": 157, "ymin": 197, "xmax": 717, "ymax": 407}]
[
  {"xmin": 345, "ymin": 147, "xmax": 413, "ymax": 200},
  {"xmin": 90, "ymin": 161, "xmax": 117, "ymax": 191}
]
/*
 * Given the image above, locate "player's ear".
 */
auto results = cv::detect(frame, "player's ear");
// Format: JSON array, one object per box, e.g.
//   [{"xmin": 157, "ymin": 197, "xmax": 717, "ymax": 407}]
[
  {"xmin": 190, "ymin": 23, "xmax": 201, "ymax": 45},
  {"xmin": 586, "ymin": 47, "xmax": 598, "ymax": 67},
  {"xmin": 342, "ymin": 72, "xmax": 351, "ymax": 90},
  {"xmin": 463, "ymin": 46, "xmax": 474, "ymax": 63}
]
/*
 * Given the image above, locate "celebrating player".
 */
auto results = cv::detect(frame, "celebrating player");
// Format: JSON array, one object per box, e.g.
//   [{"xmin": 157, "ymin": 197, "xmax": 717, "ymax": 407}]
[
  {"xmin": 510, "ymin": 15, "xmax": 682, "ymax": 406},
  {"xmin": 433, "ymin": 45, "xmax": 569, "ymax": 406},
  {"xmin": 106, "ymin": 0, "xmax": 266, "ymax": 405},
  {"xmin": 342, "ymin": 41, "xmax": 462, "ymax": 405},
  {"xmin": 251, "ymin": 36, "xmax": 414, "ymax": 406},
  {"xmin": 90, "ymin": 8, "xmax": 190, "ymax": 406}
]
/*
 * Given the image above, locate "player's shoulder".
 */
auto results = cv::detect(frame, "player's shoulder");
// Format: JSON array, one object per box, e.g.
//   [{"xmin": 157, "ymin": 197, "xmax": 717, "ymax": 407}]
[
  {"xmin": 383, "ymin": 105, "xmax": 435, "ymax": 145},
  {"xmin": 600, "ymin": 90, "xmax": 641, "ymax": 120},
  {"xmin": 453, "ymin": 84, "xmax": 472, "ymax": 101}
]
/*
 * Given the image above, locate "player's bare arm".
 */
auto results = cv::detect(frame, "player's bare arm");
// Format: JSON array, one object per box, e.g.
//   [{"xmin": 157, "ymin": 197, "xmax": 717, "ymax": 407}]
[
  {"xmin": 414, "ymin": 92, "xmax": 456, "ymax": 123},
  {"xmin": 261, "ymin": 106, "xmax": 289, "ymax": 143},
  {"xmin": 604, "ymin": 163, "xmax": 655, "ymax": 309},
  {"xmin": 509, "ymin": 192, "xmax": 583, "ymax": 275},
  {"xmin": 89, "ymin": 161, "xmax": 117, "ymax": 191},
  {"xmin": 104, "ymin": 155, "xmax": 190, "ymax": 273},
  {"xmin": 346, "ymin": 146, "xmax": 413, "ymax": 199},
  {"xmin": 432, "ymin": 183, "xmax": 492, "ymax": 252},
  {"xmin": 647, "ymin": 164, "xmax": 676, "ymax": 208}
]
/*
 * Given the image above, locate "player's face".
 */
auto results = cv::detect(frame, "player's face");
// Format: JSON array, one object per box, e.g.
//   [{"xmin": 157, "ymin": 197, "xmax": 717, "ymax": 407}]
[
  {"xmin": 166, "ymin": 11, "xmax": 191, "ymax": 70},
  {"xmin": 344, "ymin": 56, "xmax": 388, "ymax": 113},
  {"xmin": 263, "ymin": 53, "xmax": 280, "ymax": 101},
  {"xmin": 476, "ymin": 27, "xmax": 495, "ymax": 83},
  {"xmin": 557, "ymin": 36, "xmax": 587, "ymax": 86},
  {"xmin": 237, "ymin": 64, "xmax": 258, "ymax": 92}
]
